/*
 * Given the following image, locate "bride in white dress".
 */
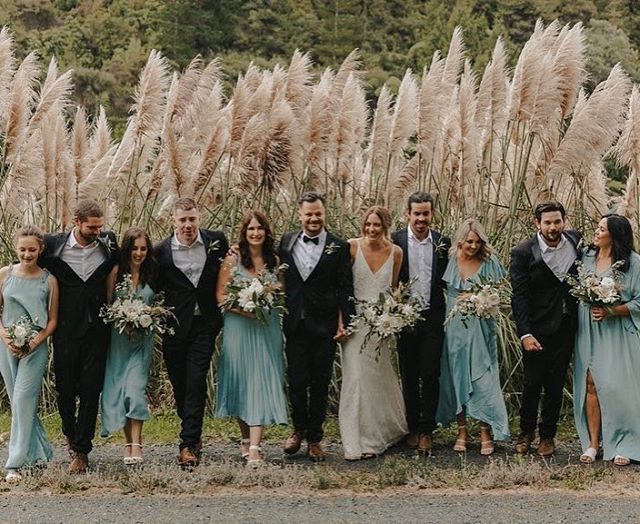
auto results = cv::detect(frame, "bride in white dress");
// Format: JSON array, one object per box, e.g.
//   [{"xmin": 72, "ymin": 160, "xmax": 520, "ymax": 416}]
[{"xmin": 339, "ymin": 206, "xmax": 408, "ymax": 460}]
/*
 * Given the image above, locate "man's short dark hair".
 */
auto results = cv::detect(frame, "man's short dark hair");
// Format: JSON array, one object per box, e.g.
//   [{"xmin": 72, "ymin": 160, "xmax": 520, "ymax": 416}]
[
  {"xmin": 406, "ymin": 191, "xmax": 434, "ymax": 211},
  {"xmin": 534, "ymin": 201, "xmax": 566, "ymax": 221},
  {"xmin": 297, "ymin": 191, "xmax": 325, "ymax": 206},
  {"xmin": 74, "ymin": 200, "xmax": 104, "ymax": 222}
]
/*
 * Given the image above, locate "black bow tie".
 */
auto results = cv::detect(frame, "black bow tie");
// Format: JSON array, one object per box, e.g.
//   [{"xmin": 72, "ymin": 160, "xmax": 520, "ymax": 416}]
[{"xmin": 302, "ymin": 235, "xmax": 319, "ymax": 245}]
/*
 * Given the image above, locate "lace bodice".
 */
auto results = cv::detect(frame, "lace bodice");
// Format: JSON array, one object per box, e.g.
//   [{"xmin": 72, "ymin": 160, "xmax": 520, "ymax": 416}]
[{"xmin": 352, "ymin": 240, "xmax": 394, "ymax": 302}]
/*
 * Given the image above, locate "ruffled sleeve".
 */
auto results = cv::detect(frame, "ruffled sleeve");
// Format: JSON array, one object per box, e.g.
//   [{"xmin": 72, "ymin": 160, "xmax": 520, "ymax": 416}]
[{"xmin": 480, "ymin": 255, "xmax": 507, "ymax": 282}]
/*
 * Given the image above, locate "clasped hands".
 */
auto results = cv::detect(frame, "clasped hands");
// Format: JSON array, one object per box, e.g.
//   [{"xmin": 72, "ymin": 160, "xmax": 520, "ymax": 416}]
[{"xmin": 591, "ymin": 305, "xmax": 614, "ymax": 322}]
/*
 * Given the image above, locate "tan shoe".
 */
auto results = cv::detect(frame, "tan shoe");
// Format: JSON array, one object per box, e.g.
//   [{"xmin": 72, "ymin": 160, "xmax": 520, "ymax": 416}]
[
  {"xmin": 283, "ymin": 431, "xmax": 303, "ymax": 455},
  {"xmin": 405, "ymin": 433, "xmax": 419, "ymax": 449},
  {"xmin": 68, "ymin": 452, "xmax": 88, "ymax": 474},
  {"xmin": 417, "ymin": 434, "xmax": 433, "ymax": 456},
  {"xmin": 178, "ymin": 447, "xmax": 199, "ymax": 468},
  {"xmin": 307, "ymin": 442, "xmax": 327, "ymax": 462},
  {"xmin": 514, "ymin": 432, "xmax": 534, "ymax": 454},
  {"xmin": 537, "ymin": 438, "xmax": 555, "ymax": 457}
]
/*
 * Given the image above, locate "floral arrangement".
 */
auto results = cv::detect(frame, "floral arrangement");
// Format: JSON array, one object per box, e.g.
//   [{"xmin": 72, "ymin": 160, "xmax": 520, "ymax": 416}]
[
  {"xmin": 5, "ymin": 316, "xmax": 39, "ymax": 357},
  {"xmin": 445, "ymin": 279, "xmax": 510, "ymax": 327},
  {"xmin": 346, "ymin": 281, "xmax": 422, "ymax": 359},
  {"xmin": 565, "ymin": 260, "xmax": 623, "ymax": 306},
  {"xmin": 221, "ymin": 264, "xmax": 287, "ymax": 324},
  {"xmin": 100, "ymin": 274, "xmax": 174, "ymax": 339}
]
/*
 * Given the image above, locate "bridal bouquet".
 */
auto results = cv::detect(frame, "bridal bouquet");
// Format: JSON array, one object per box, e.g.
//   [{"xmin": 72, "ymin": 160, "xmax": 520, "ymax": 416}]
[
  {"xmin": 221, "ymin": 264, "xmax": 287, "ymax": 324},
  {"xmin": 5, "ymin": 316, "xmax": 39, "ymax": 357},
  {"xmin": 445, "ymin": 279, "xmax": 509, "ymax": 327},
  {"xmin": 100, "ymin": 274, "xmax": 174, "ymax": 339},
  {"xmin": 347, "ymin": 281, "xmax": 422, "ymax": 359},
  {"xmin": 565, "ymin": 260, "xmax": 623, "ymax": 306}
]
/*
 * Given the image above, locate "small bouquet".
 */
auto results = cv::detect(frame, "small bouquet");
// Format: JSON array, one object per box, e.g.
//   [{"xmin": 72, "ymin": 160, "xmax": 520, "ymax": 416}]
[
  {"xmin": 100, "ymin": 274, "xmax": 175, "ymax": 339},
  {"xmin": 346, "ymin": 281, "xmax": 422, "ymax": 359},
  {"xmin": 221, "ymin": 264, "xmax": 287, "ymax": 324},
  {"xmin": 445, "ymin": 278, "xmax": 510, "ymax": 327},
  {"xmin": 565, "ymin": 260, "xmax": 623, "ymax": 306},
  {"xmin": 5, "ymin": 315, "xmax": 39, "ymax": 357}
]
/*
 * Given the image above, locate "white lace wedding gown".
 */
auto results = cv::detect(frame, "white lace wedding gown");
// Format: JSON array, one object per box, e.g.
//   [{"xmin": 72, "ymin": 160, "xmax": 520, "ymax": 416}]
[{"xmin": 339, "ymin": 240, "xmax": 408, "ymax": 459}]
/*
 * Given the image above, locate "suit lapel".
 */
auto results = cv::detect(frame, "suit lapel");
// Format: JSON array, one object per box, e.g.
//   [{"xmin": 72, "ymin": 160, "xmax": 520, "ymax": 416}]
[
  {"xmin": 430, "ymin": 230, "xmax": 441, "ymax": 291},
  {"xmin": 397, "ymin": 229, "xmax": 409, "ymax": 278},
  {"xmin": 530, "ymin": 236, "xmax": 543, "ymax": 264},
  {"xmin": 284, "ymin": 232, "xmax": 304, "ymax": 281},
  {"xmin": 54, "ymin": 232, "xmax": 71, "ymax": 257},
  {"xmin": 307, "ymin": 231, "xmax": 333, "ymax": 281}
]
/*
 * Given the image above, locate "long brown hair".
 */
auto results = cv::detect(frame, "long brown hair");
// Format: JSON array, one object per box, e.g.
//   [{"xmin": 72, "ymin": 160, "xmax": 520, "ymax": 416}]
[
  {"xmin": 238, "ymin": 210, "xmax": 277, "ymax": 271},
  {"xmin": 117, "ymin": 227, "xmax": 157, "ymax": 289}
]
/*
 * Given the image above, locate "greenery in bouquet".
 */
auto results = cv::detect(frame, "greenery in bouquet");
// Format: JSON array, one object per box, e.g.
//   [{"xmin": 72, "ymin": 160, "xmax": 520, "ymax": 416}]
[
  {"xmin": 445, "ymin": 278, "xmax": 511, "ymax": 328},
  {"xmin": 347, "ymin": 281, "xmax": 422, "ymax": 359},
  {"xmin": 565, "ymin": 260, "xmax": 624, "ymax": 306},
  {"xmin": 5, "ymin": 315, "xmax": 39, "ymax": 357},
  {"xmin": 100, "ymin": 274, "xmax": 175, "ymax": 339},
  {"xmin": 221, "ymin": 264, "xmax": 287, "ymax": 324}
]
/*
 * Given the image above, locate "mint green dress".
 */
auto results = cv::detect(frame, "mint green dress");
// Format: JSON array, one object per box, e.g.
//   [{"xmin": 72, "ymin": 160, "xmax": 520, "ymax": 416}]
[
  {"xmin": 436, "ymin": 255, "xmax": 510, "ymax": 441},
  {"xmin": 574, "ymin": 251, "xmax": 640, "ymax": 460},
  {"xmin": 100, "ymin": 283, "xmax": 155, "ymax": 436},
  {"xmin": 215, "ymin": 266, "xmax": 287, "ymax": 426},
  {"xmin": 0, "ymin": 267, "xmax": 53, "ymax": 470}
]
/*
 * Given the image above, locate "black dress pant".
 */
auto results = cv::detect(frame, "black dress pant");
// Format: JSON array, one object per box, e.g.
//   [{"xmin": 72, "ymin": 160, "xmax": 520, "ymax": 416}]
[
  {"xmin": 397, "ymin": 311, "xmax": 444, "ymax": 435},
  {"xmin": 162, "ymin": 316, "xmax": 218, "ymax": 450},
  {"xmin": 285, "ymin": 321, "xmax": 336, "ymax": 443},
  {"xmin": 53, "ymin": 323, "xmax": 109, "ymax": 455},
  {"xmin": 519, "ymin": 323, "xmax": 574, "ymax": 439}
]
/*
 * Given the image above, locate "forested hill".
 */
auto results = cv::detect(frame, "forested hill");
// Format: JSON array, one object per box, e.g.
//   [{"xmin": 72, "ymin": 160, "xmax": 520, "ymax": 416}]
[{"xmin": 2, "ymin": 0, "xmax": 639, "ymax": 132}]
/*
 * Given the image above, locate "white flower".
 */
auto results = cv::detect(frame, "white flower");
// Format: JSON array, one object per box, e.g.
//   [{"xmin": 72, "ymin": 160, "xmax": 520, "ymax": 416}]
[
  {"xmin": 139, "ymin": 314, "xmax": 153, "ymax": 328},
  {"xmin": 243, "ymin": 300, "xmax": 256, "ymax": 312},
  {"xmin": 13, "ymin": 325, "xmax": 27, "ymax": 339}
]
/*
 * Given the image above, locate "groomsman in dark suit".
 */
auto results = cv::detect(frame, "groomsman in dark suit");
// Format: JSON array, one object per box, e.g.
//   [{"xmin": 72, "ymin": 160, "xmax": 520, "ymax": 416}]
[
  {"xmin": 510, "ymin": 201, "xmax": 580, "ymax": 457},
  {"xmin": 392, "ymin": 191, "xmax": 450, "ymax": 456},
  {"xmin": 40, "ymin": 200, "xmax": 119, "ymax": 473},
  {"xmin": 279, "ymin": 192, "xmax": 355, "ymax": 461},
  {"xmin": 155, "ymin": 197, "xmax": 228, "ymax": 467}
]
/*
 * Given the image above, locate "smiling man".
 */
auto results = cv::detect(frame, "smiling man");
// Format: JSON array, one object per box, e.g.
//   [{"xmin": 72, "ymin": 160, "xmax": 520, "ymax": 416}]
[
  {"xmin": 510, "ymin": 201, "xmax": 581, "ymax": 457},
  {"xmin": 392, "ymin": 191, "xmax": 450, "ymax": 457},
  {"xmin": 155, "ymin": 197, "xmax": 228, "ymax": 467}
]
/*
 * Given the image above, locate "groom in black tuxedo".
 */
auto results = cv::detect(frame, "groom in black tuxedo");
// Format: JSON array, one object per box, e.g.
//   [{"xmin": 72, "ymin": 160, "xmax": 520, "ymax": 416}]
[
  {"xmin": 392, "ymin": 191, "xmax": 450, "ymax": 456},
  {"xmin": 40, "ymin": 200, "xmax": 119, "ymax": 473},
  {"xmin": 510, "ymin": 201, "xmax": 580, "ymax": 457},
  {"xmin": 279, "ymin": 192, "xmax": 355, "ymax": 461},
  {"xmin": 155, "ymin": 197, "xmax": 228, "ymax": 467}
]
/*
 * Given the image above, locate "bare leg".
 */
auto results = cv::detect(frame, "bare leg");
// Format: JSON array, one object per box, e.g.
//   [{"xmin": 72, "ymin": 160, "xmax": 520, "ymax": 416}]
[
  {"xmin": 129, "ymin": 418, "xmax": 144, "ymax": 459},
  {"xmin": 123, "ymin": 419, "xmax": 132, "ymax": 459},
  {"xmin": 585, "ymin": 370, "xmax": 601, "ymax": 450},
  {"xmin": 479, "ymin": 421, "xmax": 494, "ymax": 455},
  {"xmin": 453, "ymin": 411, "xmax": 467, "ymax": 452},
  {"xmin": 249, "ymin": 425, "xmax": 264, "ymax": 461},
  {"xmin": 238, "ymin": 418, "xmax": 250, "ymax": 458}
]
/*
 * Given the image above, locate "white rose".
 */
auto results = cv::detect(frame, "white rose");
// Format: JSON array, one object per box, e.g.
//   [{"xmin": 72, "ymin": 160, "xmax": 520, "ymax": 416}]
[
  {"xmin": 13, "ymin": 325, "xmax": 27, "ymax": 339},
  {"xmin": 139, "ymin": 314, "xmax": 153, "ymax": 328},
  {"xmin": 237, "ymin": 287, "xmax": 255, "ymax": 309}
]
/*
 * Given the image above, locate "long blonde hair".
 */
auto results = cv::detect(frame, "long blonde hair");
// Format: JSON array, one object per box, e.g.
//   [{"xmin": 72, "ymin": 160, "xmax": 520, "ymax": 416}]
[{"xmin": 451, "ymin": 218, "xmax": 493, "ymax": 260}]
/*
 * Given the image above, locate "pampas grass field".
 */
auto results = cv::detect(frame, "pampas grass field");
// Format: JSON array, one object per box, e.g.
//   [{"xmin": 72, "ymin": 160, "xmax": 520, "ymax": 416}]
[{"xmin": 0, "ymin": 19, "xmax": 639, "ymax": 417}]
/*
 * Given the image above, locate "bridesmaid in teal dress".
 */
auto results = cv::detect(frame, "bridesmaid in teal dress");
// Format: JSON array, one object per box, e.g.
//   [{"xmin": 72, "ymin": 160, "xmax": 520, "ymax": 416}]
[
  {"xmin": 215, "ymin": 210, "xmax": 287, "ymax": 467},
  {"xmin": 436, "ymin": 219, "xmax": 510, "ymax": 455},
  {"xmin": 0, "ymin": 226, "xmax": 58, "ymax": 482},
  {"xmin": 101, "ymin": 227, "xmax": 157, "ymax": 465},
  {"xmin": 574, "ymin": 214, "xmax": 640, "ymax": 466}
]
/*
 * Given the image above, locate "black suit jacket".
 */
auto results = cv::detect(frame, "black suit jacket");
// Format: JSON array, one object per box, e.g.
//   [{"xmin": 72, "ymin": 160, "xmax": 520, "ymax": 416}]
[
  {"xmin": 279, "ymin": 231, "xmax": 355, "ymax": 339},
  {"xmin": 510, "ymin": 230, "xmax": 581, "ymax": 338},
  {"xmin": 391, "ymin": 228, "xmax": 450, "ymax": 325},
  {"xmin": 155, "ymin": 229, "xmax": 228, "ymax": 342},
  {"xmin": 40, "ymin": 231, "xmax": 119, "ymax": 339}
]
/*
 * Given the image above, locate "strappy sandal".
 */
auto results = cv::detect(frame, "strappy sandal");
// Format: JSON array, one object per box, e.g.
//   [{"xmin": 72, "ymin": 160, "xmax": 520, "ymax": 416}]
[
  {"xmin": 614, "ymin": 455, "xmax": 631, "ymax": 466},
  {"xmin": 129, "ymin": 443, "xmax": 143, "ymax": 465},
  {"xmin": 360, "ymin": 453, "xmax": 377, "ymax": 460},
  {"xmin": 247, "ymin": 445, "xmax": 264, "ymax": 468},
  {"xmin": 240, "ymin": 438, "xmax": 251, "ymax": 461},
  {"xmin": 479, "ymin": 425, "xmax": 494, "ymax": 456},
  {"xmin": 453, "ymin": 425, "xmax": 467, "ymax": 452},
  {"xmin": 579, "ymin": 447, "xmax": 597, "ymax": 464}
]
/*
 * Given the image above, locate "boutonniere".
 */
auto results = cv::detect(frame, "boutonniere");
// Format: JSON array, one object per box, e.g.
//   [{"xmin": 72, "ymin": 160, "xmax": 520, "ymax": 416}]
[
  {"xmin": 433, "ymin": 239, "xmax": 448, "ymax": 254},
  {"xmin": 207, "ymin": 239, "xmax": 222, "ymax": 258},
  {"xmin": 324, "ymin": 242, "xmax": 340, "ymax": 255},
  {"xmin": 575, "ymin": 236, "xmax": 586, "ymax": 252},
  {"xmin": 98, "ymin": 235, "xmax": 115, "ymax": 255}
]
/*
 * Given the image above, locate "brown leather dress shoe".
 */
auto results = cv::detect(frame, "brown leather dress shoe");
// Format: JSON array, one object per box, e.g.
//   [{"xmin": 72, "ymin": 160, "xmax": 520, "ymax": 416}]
[
  {"xmin": 405, "ymin": 433, "xmax": 419, "ymax": 449},
  {"xmin": 307, "ymin": 442, "xmax": 327, "ymax": 462},
  {"xmin": 537, "ymin": 438, "xmax": 555, "ymax": 457},
  {"xmin": 68, "ymin": 452, "xmax": 88, "ymax": 474},
  {"xmin": 417, "ymin": 434, "xmax": 433, "ymax": 456},
  {"xmin": 178, "ymin": 447, "xmax": 199, "ymax": 468},
  {"xmin": 283, "ymin": 431, "xmax": 303, "ymax": 455},
  {"xmin": 514, "ymin": 432, "xmax": 534, "ymax": 454}
]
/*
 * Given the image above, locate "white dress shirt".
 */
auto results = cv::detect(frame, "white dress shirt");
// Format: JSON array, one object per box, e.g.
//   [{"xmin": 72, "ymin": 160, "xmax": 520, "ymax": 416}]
[
  {"xmin": 537, "ymin": 232, "xmax": 577, "ymax": 281},
  {"xmin": 408, "ymin": 227, "xmax": 433, "ymax": 309},
  {"xmin": 292, "ymin": 229, "xmax": 327, "ymax": 281},
  {"xmin": 171, "ymin": 231, "xmax": 207, "ymax": 314},
  {"xmin": 61, "ymin": 231, "xmax": 107, "ymax": 281}
]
